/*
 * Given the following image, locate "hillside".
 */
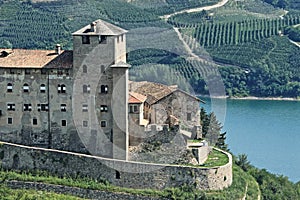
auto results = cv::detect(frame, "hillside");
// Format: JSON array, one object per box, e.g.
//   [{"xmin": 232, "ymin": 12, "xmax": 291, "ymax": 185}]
[
  {"xmin": 0, "ymin": 0, "xmax": 300, "ymax": 98},
  {"xmin": 1, "ymin": 161, "xmax": 300, "ymax": 199}
]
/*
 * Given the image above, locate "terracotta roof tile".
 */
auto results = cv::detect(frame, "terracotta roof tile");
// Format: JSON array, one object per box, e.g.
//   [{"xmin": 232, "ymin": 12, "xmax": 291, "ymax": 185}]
[
  {"xmin": 129, "ymin": 81, "xmax": 203, "ymax": 104},
  {"xmin": 129, "ymin": 92, "xmax": 147, "ymax": 104},
  {"xmin": 129, "ymin": 81, "xmax": 176, "ymax": 105},
  {"xmin": 0, "ymin": 49, "xmax": 73, "ymax": 69}
]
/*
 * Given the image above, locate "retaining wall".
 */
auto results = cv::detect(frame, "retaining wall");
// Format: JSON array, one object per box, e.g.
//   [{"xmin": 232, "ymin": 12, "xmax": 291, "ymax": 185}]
[{"xmin": 0, "ymin": 141, "xmax": 232, "ymax": 191}]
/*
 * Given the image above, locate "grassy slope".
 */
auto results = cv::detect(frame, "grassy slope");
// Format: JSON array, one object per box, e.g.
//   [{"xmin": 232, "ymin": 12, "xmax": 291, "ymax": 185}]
[{"xmin": 0, "ymin": 164, "xmax": 259, "ymax": 200}]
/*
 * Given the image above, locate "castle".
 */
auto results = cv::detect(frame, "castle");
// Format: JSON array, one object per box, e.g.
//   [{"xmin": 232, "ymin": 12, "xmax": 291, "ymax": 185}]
[
  {"xmin": 0, "ymin": 20, "xmax": 232, "ymax": 191},
  {"xmin": 0, "ymin": 19, "xmax": 129, "ymax": 160}
]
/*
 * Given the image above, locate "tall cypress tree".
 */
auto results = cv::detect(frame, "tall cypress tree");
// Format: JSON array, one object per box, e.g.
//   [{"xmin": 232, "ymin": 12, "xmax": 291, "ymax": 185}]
[{"xmin": 200, "ymin": 108, "xmax": 228, "ymax": 150}]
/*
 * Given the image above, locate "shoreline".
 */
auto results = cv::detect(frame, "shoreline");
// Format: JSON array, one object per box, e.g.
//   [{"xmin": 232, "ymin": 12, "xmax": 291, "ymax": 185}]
[{"xmin": 197, "ymin": 95, "xmax": 300, "ymax": 101}]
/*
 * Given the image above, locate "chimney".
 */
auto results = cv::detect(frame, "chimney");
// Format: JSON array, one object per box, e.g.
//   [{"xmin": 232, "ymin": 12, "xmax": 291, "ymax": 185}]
[
  {"xmin": 90, "ymin": 22, "xmax": 96, "ymax": 32},
  {"xmin": 55, "ymin": 44, "xmax": 61, "ymax": 55}
]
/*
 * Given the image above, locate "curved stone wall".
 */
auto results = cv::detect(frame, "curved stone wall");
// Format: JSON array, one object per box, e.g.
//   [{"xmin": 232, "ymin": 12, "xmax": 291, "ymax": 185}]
[{"xmin": 0, "ymin": 142, "xmax": 232, "ymax": 191}]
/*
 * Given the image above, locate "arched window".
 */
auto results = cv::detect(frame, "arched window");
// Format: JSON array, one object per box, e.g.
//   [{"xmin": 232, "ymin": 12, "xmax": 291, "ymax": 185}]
[
  {"xmin": 40, "ymin": 84, "xmax": 46, "ymax": 93},
  {"xmin": 7, "ymin": 83, "xmax": 13, "ymax": 93},
  {"xmin": 23, "ymin": 83, "xmax": 29, "ymax": 92}
]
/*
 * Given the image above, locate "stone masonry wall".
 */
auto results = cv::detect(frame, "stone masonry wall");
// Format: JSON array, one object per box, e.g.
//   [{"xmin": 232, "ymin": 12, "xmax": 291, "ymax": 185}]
[
  {"xmin": 6, "ymin": 180, "xmax": 165, "ymax": 200},
  {"xmin": 0, "ymin": 142, "xmax": 232, "ymax": 191}
]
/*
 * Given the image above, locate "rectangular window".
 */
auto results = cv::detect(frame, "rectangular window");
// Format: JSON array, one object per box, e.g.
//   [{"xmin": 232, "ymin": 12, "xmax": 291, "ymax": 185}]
[
  {"xmin": 23, "ymin": 84, "xmax": 29, "ymax": 93},
  {"xmin": 33, "ymin": 118, "xmax": 38, "ymax": 125},
  {"xmin": 23, "ymin": 104, "xmax": 32, "ymax": 111},
  {"xmin": 101, "ymin": 65, "xmax": 105, "ymax": 73},
  {"xmin": 61, "ymin": 120, "xmax": 67, "ymax": 127},
  {"xmin": 40, "ymin": 84, "xmax": 46, "ymax": 93},
  {"xmin": 99, "ymin": 36, "xmax": 107, "ymax": 44},
  {"xmin": 100, "ymin": 105, "xmax": 108, "ymax": 112},
  {"xmin": 25, "ymin": 69, "xmax": 31, "ymax": 75},
  {"xmin": 82, "ymin": 36, "xmax": 90, "ymax": 44},
  {"xmin": 82, "ymin": 104, "xmax": 88, "ymax": 112},
  {"xmin": 41, "ymin": 69, "xmax": 47, "ymax": 75},
  {"xmin": 7, "ymin": 103, "xmax": 15, "ymax": 111},
  {"xmin": 37, "ymin": 104, "xmax": 49, "ymax": 112},
  {"xmin": 9, "ymin": 69, "xmax": 15, "ymax": 74},
  {"xmin": 83, "ymin": 120, "xmax": 88, "ymax": 127},
  {"xmin": 57, "ymin": 70, "xmax": 63, "ymax": 76},
  {"xmin": 61, "ymin": 104, "xmax": 67, "ymax": 112},
  {"xmin": 7, "ymin": 117, "xmax": 13, "ymax": 125},
  {"xmin": 187, "ymin": 113, "xmax": 192, "ymax": 121},
  {"xmin": 7, "ymin": 84, "xmax": 13, "ymax": 93},
  {"xmin": 100, "ymin": 85, "xmax": 108, "ymax": 94},
  {"xmin": 58, "ymin": 84, "xmax": 66, "ymax": 93},
  {"xmin": 129, "ymin": 105, "xmax": 138, "ymax": 113},
  {"xmin": 100, "ymin": 120, "xmax": 107, "ymax": 127}
]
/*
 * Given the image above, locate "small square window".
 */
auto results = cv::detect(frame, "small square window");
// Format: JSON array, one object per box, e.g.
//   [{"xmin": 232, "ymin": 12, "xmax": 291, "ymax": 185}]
[
  {"xmin": 100, "ymin": 85, "xmax": 108, "ymax": 94},
  {"xmin": 7, "ymin": 117, "xmax": 13, "ymax": 125},
  {"xmin": 82, "ymin": 104, "xmax": 88, "ymax": 112},
  {"xmin": 100, "ymin": 105, "xmax": 108, "ymax": 112},
  {"xmin": 38, "ymin": 104, "xmax": 49, "ymax": 112},
  {"xmin": 62, "ymin": 120, "xmax": 67, "ymax": 127},
  {"xmin": 25, "ymin": 69, "xmax": 31, "ymax": 75},
  {"xmin": 83, "ymin": 85, "xmax": 90, "ymax": 93},
  {"xmin": 41, "ymin": 69, "xmax": 47, "ymax": 75},
  {"xmin": 33, "ymin": 118, "xmax": 38, "ymax": 125},
  {"xmin": 7, "ymin": 103, "xmax": 15, "ymax": 111},
  {"xmin": 7, "ymin": 83, "xmax": 13, "ymax": 93},
  {"xmin": 23, "ymin": 104, "xmax": 32, "ymax": 112},
  {"xmin": 99, "ymin": 35, "xmax": 107, "ymax": 44},
  {"xmin": 83, "ymin": 121, "xmax": 88, "ymax": 127},
  {"xmin": 40, "ymin": 84, "xmax": 46, "ymax": 93},
  {"xmin": 58, "ymin": 84, "xmax": 66, "ymax": 93},
  {"xmin": 100, "ymin": 121, "xmax": 107, "ymax": 127},
  {"xmin": 82, "ymin": 36, "xmax": 90, "ymax": 44},
  {"xmin": 23, "ymin": 84, "xmax": 29, "ymax": 93},
  {"xmin": 129, "ymin": 105, "xmax": 138, "ymax": 113},
  {"xmin": 61, "ymin": 104, "xmax": 67, "ymax": 112}
]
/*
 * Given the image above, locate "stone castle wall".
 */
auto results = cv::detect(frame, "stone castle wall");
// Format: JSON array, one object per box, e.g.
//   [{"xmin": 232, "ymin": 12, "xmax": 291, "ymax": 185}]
[{"xmin": 0, "ymin": 141, "xmax": 232, "ymax": 191}]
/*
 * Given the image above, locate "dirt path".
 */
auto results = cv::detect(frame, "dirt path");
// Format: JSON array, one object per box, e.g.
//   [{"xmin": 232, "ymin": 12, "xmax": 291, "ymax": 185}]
[
  {"xmin": 163, "ymin": 0, "xmax": 229, "ymax": 61},
  {"xmin": 161, "ymin": 0, "xmax": 229, "ymax": 20},
  {"xmin": 290, "ymin": 39, "xmax": 300, "ymax": 48},
  {"xmin": 241, "ymin": 184, "xmax": 248, "ymax": 200}
]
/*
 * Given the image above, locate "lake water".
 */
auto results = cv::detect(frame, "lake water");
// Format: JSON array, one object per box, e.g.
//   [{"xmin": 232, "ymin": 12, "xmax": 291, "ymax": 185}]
[{"xmin": 201, "ymin": 97, "xmax": 300, "ymax": 183}]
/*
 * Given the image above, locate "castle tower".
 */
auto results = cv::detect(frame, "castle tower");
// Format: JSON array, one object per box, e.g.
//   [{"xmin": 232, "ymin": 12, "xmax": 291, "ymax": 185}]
[{"xmin": 72, "ymin": 20, "xmax": 130, "ymax": 160}]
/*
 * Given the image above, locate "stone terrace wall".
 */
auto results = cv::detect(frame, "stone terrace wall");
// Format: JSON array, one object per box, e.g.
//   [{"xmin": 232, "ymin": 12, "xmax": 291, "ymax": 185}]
[
  {"xmin": 0, "ymin": 142, "xmax": 232, "ymax": 191},
  {"xmin": 7, "ymin": 180, "xmax": 165, "ymax": 200}
]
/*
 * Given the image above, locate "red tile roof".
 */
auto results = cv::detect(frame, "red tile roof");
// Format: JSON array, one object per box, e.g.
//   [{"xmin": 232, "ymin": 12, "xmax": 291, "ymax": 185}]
[
  {"xmin": 0, "ymin": 49, "xmax": 73, "ymax": 69},
  {"xmin": 129, "ymin": 92, "xmax": 147, "ymax": 104}
]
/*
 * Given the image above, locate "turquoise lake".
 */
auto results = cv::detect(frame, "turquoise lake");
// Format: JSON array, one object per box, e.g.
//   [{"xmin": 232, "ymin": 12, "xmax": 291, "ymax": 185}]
[{"xmin": 201, "ymin": 97, "xmax": 300, "ymax": 183}]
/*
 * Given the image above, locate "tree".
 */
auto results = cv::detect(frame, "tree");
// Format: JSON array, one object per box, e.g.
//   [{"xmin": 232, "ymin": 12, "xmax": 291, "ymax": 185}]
[
  {"xmin": 236, "ymin": 154, "xmax": 251, "ymax": 172},
  {"xmin": 216, "ymin": 131, "xmax": 228, "ymax": 150},
  {"xmin": 205, "ymin": 112, "xmax": 222, "ymax": 146},
  {"xmin": 0, "ymin": 40, "xmax": 12, "ymax": 49},
  {"xmin": 200, "ymin": 108, "xmax": 228, "ymax": 150}
]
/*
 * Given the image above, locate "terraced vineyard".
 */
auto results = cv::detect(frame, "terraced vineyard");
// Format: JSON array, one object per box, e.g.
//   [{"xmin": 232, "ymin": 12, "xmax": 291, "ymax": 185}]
[
  {"xmin": 170, "ymin": 15, "xmax": 300, "ymax": 46},
  {"xmin": 0, "ymin": 0, "xmax": 163, "ymax": 49},
  {"xmin": 123, "ymin": 0, "xmax": 220, "ymax": 15}
]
